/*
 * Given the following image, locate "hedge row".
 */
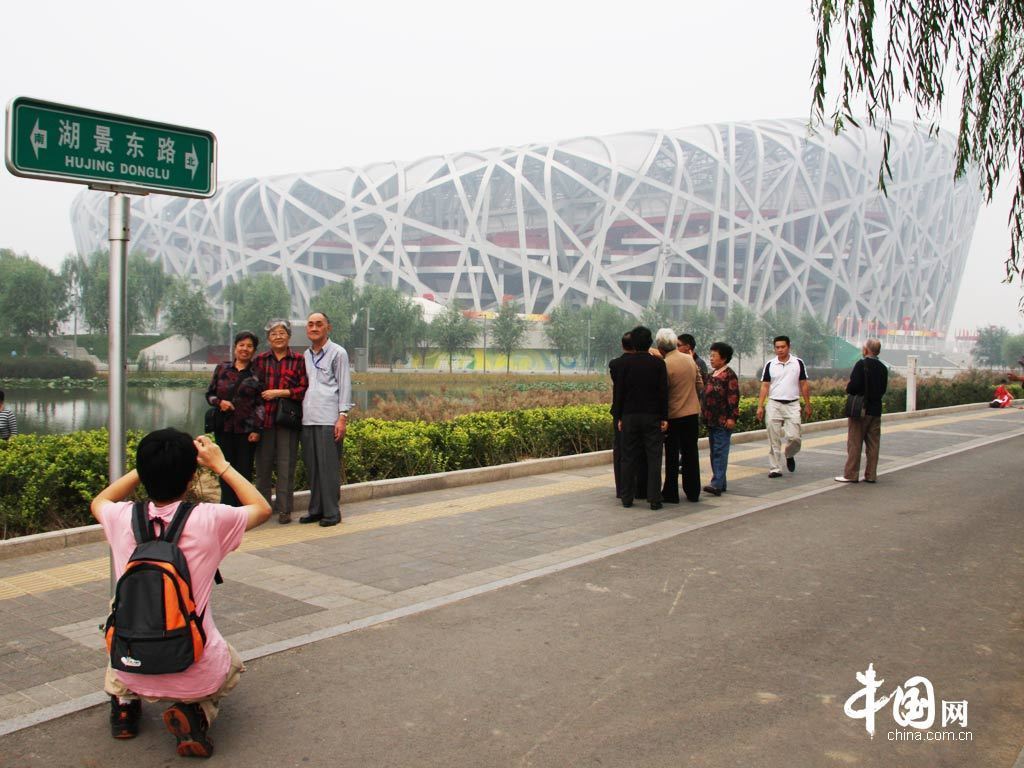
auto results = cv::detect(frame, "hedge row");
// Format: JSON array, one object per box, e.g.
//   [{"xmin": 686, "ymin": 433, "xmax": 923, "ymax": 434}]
[
  {"xmin": 0, "ymin": 357, "xmax": 97, "ymax": 380},
  {"xmin": 0, "ymin": 391, "xmax": 1003, "ymax": 537}
]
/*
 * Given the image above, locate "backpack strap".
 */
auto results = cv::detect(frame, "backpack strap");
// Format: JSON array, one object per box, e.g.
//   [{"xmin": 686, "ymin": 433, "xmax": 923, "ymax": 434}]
[
  {"xmin": 130, "ymin": 501, "xmax": 155, "ymax": 545},
  {"xmin": 163, "ymin": 501, "xmax": 224, "ymax": 586},
  {"xmin": 163, "ymin": 502, "xmax": 197, "ymax": 544}
]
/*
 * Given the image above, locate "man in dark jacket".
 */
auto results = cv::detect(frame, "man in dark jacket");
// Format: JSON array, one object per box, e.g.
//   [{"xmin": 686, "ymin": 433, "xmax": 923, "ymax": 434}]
[
  {"xmin": 612, "ymin": 326, "xmax": 669, "ymax": 509},
  {"xmin": 835, "ymin": 338, "xmax": 889, "ymax": 483}
]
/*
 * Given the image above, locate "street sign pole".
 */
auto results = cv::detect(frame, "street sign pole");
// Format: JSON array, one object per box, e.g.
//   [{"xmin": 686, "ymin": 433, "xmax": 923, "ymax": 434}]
[
  {"xmin": 4, "ymin": 97, "xmax": 217, "ymax": 594},
  {"xmin": 108, "ymin": 194, "xmax": 129, "ymax": 484}
]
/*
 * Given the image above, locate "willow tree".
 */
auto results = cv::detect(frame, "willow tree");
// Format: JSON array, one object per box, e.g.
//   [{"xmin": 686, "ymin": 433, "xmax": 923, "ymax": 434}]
[{"xmin": 811, "ymin": 1, "xmax": 1023, "ymax": 281}]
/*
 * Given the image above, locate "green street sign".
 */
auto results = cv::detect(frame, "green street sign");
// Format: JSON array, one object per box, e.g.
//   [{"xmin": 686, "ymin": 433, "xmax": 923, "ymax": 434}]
[{"xmin": 4, "ymin": 96, "xmax": 217, "ymax": 198}]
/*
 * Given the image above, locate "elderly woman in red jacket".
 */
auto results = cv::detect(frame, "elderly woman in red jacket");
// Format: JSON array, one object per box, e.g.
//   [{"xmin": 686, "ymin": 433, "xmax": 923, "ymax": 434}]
[{"xmin": 701, "ymin": 341, "xmax": 740, "ymax": 496}]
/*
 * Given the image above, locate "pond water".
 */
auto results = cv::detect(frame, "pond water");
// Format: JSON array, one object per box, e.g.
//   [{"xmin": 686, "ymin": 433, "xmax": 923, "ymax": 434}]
[{"xmin": 3, "ymin": 386, "xmax": 451, "ymax": 435}]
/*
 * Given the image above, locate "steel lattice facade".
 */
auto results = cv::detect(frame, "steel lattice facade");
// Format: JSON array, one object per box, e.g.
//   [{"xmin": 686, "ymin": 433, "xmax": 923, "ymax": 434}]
[{"xmin": 70, "ymin": 118, "xmax": 981, "ymax": 337}]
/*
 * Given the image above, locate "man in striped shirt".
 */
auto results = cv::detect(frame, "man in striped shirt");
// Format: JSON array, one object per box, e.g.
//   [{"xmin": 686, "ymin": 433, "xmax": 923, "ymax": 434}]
[{"xmin": 0, "ymin": 390, "xmax": 17, "ymax": 440}]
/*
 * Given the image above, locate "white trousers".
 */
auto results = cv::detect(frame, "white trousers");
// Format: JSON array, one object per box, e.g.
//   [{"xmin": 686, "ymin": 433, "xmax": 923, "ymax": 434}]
[{"xmin": 765, "ymin": 399, "xmax": 802, "ymax": 472}]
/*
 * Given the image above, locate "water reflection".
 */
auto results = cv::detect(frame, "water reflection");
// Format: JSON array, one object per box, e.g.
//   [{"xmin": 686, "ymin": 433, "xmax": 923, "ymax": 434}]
[
  {"xmin": 6, "ymin": 385, "xmax": 480, "ymax": 435},
  {"xmin": 9, "ymin": 387, "xmax": 209, "ymax": 435}
]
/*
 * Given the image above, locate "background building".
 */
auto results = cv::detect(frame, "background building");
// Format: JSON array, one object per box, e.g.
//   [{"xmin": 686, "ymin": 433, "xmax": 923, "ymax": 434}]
[{"xmin": 71, "ymin": 118, "xmax": 982, "ymax": 349}]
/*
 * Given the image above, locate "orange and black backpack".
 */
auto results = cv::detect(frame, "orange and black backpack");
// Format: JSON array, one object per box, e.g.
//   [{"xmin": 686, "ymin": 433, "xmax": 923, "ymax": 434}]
[{"xmin": 104, "ymin": 501, "xmax": 207, "ymax": 675}]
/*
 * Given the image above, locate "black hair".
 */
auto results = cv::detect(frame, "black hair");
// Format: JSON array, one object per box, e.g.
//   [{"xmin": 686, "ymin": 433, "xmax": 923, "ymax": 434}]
[
  {"xmin": 773, "ymin": 335, "xmax": 791, "ymax": 346},
  {"xmin": 630, "ymin": 326, "xmax": 653, "ymax": 352},
  {"xmin": 0, "ymin": 390, "xmax": 4, "ymax": 402},
  {"xmin": 135, "ymin": 428, "xmax": 198, "ymax": 502},
  {"xmin": 709, "ymin": 341, "xmax": 734, "ymax": 364},
  {"xmin": 678, "ymin": 333, "xmax": 696, "ymax": 348},
  {"xmin": 620, "ymin": 332, "xmax": 633, "ymax": 351},
  {"xmin": 233, "ymin": 330, "xmax": 259, "ymax": 349},
  {"xmin": 308, "ymin": 311, "xmax": 331, "ymax": 324}
]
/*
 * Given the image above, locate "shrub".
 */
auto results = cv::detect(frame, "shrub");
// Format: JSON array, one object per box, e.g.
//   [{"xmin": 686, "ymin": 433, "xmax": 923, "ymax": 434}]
[
  {"xmin": 0, "ymin": 430, "xmax": 142, "ymax": 537},
  {"xmin": 0, "ymin": 356, "xmax": 97, "ymax": 379}
]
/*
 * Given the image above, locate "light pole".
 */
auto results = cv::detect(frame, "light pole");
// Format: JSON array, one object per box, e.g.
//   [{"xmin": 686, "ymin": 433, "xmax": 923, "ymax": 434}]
[
  {"xmin": 586, "ymin": 315, "xmax": 593, "ymax": 374},
  {"xmin": 365, "ymin": 306, "xmax": 374, "ymax": 371},
  {"xmin": 482, "ymin": 315, "xmax": 488, "ymax": 373}
]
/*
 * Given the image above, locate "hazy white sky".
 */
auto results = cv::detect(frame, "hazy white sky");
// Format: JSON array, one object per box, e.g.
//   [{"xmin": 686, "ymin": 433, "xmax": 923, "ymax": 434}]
[{"xmin": 2, "ymin": 0, "xmax": 1021, "ymax": 332}]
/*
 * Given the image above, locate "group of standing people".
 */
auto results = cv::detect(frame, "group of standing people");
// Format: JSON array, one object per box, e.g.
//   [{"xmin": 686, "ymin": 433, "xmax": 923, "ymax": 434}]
[
  {"xmin": 611, "ymin": 328, "xmax": 893, "ymax": 505},
  {"xmin": 610, "ymin": 326, "xmax": 740, "ymax": 509},
  {"xmin": 205, "ymin": 312, "xmax": 352, "ymax": 526}
]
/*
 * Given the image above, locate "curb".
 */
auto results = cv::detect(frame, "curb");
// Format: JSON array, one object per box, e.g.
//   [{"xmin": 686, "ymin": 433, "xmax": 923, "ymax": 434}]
[{"xmin": 0, "ymin": 401, "xmax": 995, "ymax": 560}]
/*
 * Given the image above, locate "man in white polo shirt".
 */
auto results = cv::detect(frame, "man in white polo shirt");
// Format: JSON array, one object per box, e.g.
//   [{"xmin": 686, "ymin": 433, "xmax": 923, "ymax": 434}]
[{"xmin": 756, "ymin": 335, "xmax": 812, "ymax": 478}]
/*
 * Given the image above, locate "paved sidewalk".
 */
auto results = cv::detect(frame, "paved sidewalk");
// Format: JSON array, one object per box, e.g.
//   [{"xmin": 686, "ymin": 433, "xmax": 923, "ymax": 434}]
[{"xmin": 1, "ymin": 406, "xmax": 1022, "ymax": 738}]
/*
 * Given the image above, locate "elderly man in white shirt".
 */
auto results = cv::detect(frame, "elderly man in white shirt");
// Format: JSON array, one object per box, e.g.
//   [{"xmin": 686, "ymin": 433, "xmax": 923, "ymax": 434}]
[
  {"xmin": 755, "ymin": 335, "xmax": 812, "ymax": 478},
  {"xmin": 299, "ymin": 312, "xmax": 353, "ymax": 527}
]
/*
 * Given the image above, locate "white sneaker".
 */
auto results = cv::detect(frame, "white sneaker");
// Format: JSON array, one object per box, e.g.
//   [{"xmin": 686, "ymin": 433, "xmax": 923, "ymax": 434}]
[{"xmin": 833, "ymin": 476, "xmax": 857, "ymax": 483}]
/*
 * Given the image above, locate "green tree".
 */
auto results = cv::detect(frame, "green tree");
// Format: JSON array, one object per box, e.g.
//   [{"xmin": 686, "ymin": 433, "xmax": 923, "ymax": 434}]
[
  {"xmin": 811, "ymin": 0, "xmax": 1024, "ymax": 280},
  {"xmin": 585, "ymin": 303, "xmax": 630, "ymax": 370},
  {"xmin": 491, "ymin": 300, "xmax": 528, "ymax": 373},
  {"xmin": 0, "ymin": 250, "xmax": 68, "ymax": 349},
  {"xmin": 544, "ymin": 305, "xmax": 583, "ymax": 374},
  {"xmin": 430, "ymin": 304, "xmax": 478, "ymax": 373},
  {"xmin": 797, "ymin": 313, "xmax": 834, "ymax": 366},
  {"xmin": 679, "ymin": 306, "xmax": 719, "ymax": 353},
  {"xmin": 723, "ymin": 304, "xmax": 761, "ymax": 372},
  {"xmin": 1002, "ymin": 333, "xmax": 1024, "ymax": 369},
  {"xmin": 223, "ymin": 274, "xmax": 292, "ymax": 337},
  {"xmin": 76, "ymin": 250, "xmax": 170, "ymax": 335},
  {"xmin": 361, "ymin": 285, "xmax": 423, "ymax": 371},
  {"xmin": 165, "ymin": 278, "xmax": 216, "ymax": 371},
  {"xmin": 639, "ymin": 300, "xmax": 676, "ymax": 334},
  {"xmin": 311, "ymin": 280, "xmax": 359, "ymax": 349},
  {"xmin": 974, "ymin": 324, "xmax": 1010, "ymax": 368},
  {"xmin": 412, "ymin": 313, "xmax": 432, "ymax": 368}
]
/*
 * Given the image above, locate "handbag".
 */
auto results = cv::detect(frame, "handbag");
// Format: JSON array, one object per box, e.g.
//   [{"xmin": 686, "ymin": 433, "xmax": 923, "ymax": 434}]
[
  {"xmin": 844, "ymin": 358, "xmax": 871, "ymax": 418},
  {"xmin": 274, "ymin": 397, "xmax": 303, "ymax": 429},
  {"xmin": 203, "ymin": 406, "xmax": 221, "ymax": 433},
  {"xmin": 204, "ymin": 366, "xmax": 245, "ymax": 433},
  {"xmin": 844, "ymin": 393, "xmax": 866, "ymax": 418}
]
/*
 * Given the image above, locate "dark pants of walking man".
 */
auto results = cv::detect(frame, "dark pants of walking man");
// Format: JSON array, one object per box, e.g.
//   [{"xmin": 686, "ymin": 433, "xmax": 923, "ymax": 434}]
[
  {"xmin": 662, "ymin": 414, "xmax": 701, "ymax": 502},
  {"xmin": 620, "ymin": 414, "xmax": 663, "ymax": 507},
  {"xmin": 301, "ymin": 426, "xmax": 341, "ymax": 524},
  {"xmin": 843, "ymin": 415, "xmax": 881, "ymax": 481}
]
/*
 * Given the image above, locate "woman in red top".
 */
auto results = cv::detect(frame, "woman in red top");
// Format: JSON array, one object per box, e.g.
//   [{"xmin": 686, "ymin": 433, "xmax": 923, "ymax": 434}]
[
  {"xmin": 252, "ymin": 320, "xmax": 308, "ymax": 523},
  {"xmin": 701, "ymin": 341, "xmax": 740, "ymax": 496}
]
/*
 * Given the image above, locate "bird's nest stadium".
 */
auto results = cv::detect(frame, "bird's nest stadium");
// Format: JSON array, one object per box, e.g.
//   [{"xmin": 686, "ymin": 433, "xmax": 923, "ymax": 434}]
[{"xmin": 71, "ymin": 118, "xmax": 981, "ymax": 345}]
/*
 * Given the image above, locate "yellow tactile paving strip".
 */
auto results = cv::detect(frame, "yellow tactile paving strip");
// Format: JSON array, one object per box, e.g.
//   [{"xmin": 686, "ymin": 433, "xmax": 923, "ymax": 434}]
[
  {"xmin": 0, "ymin": 475, "xmax": 603, "ymax": 601},
  {"xmin": 0, "ymin": 409, "xmax": 1011, "ymax": 602}
]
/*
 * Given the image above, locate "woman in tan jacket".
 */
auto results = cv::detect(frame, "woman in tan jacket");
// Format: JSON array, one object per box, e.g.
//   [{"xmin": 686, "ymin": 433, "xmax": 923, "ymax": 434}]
[{"xmin": 656, "ymin": 328, "xmax": 703, "ymax": 503}]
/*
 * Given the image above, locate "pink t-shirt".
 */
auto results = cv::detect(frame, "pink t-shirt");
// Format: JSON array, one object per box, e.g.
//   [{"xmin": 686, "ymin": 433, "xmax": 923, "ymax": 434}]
[{"xmin": 100, "ymin": 499, "xmax": 247, "ymax": 699}]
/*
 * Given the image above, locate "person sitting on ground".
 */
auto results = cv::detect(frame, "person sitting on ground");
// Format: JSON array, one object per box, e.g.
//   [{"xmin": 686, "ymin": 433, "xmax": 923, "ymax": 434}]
[
  {"xmin": 990, "ymin": 379, "xmax": 1014, "ymax": 408},
  {"xmin": 91, "ymin": 428, "xmax": 271, "ymax": 758}
]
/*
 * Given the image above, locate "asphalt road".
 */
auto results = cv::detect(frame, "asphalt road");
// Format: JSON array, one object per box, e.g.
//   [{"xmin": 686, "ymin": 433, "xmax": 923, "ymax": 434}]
[{"xmin": 3, "ymin": 438, "xmax": 1022, "ymax": 768}]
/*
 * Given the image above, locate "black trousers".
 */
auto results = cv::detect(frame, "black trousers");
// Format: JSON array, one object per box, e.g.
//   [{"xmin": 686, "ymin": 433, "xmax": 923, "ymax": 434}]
[
  {"xmin": 620, "ymin": 414, "xmax": 663, "ymax": 505},
  {"xmin": 215, "ymin": 430, "xmax": 256, "ymax": 506},
  {"xmin": 613, "ymin": 428, "xmax": 648, "ymax": 500},
  {"xmin": 663, "ymin": 414, "xmax": 701, "ymax": 502}
]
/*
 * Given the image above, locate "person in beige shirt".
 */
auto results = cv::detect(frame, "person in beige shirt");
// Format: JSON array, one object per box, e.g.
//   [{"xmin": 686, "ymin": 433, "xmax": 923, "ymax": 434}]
[{"xmin": 656, "ymin": 328, "xmax": 703, "ymax": 503}]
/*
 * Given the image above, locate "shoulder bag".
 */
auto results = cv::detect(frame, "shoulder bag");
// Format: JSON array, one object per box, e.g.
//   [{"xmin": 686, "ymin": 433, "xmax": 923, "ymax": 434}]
[
  {"xmin": 274, "ymin": 397, "xmax": 303, "ymax": 429},
  {"xmin": 843, "ymin": 360, "xmax": 870, "ymax": 418},
  {"xmin": 204, "ymin": 367, "xmax": 244, "ymax": 433}
]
